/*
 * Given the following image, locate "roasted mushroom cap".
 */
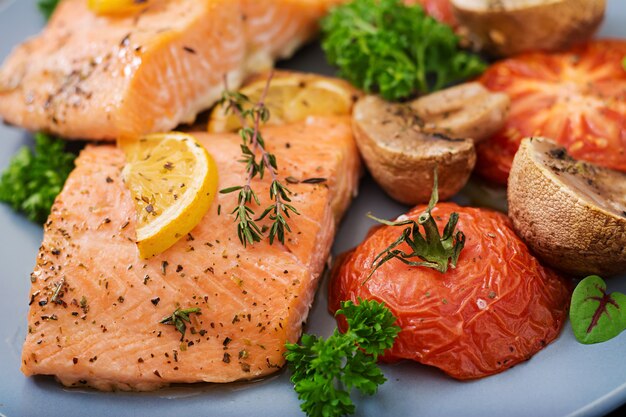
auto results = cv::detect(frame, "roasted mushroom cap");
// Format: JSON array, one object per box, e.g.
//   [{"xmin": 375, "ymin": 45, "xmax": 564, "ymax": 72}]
[
  {"xmin": 352, "ymin": 83, "xmax": 509, "ymax": 205},
  {"xmin": 353, "ymin": 96, "xmax": 474, "ymax": 205},
  {"xmin": 508, "ymin": 137, "xmax": 626, "ymax": 277},
  {"xmin": 409, "ymin": 82, "xmax": 509, "ymax": 143},
  {"xmin": 451, "ymin": 0, "xmax": 606, "ymax": 57}
]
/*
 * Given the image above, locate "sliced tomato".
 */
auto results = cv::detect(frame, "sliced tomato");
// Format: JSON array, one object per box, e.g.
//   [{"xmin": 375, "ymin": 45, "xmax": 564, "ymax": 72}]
[
  {"xmin": 477, "ymin": 40, "xmax": 626, "ymax": 184},
  {"xmin": 406, "ymin": 0, "xmax": 456, "ymax": 27},
  {"xmin": 329, "ymin": 203, "xmax": 571, "ymax": 380},
  {"xmin": 419, "ymin": 0, "xmax": 456, "ymax": 27}
]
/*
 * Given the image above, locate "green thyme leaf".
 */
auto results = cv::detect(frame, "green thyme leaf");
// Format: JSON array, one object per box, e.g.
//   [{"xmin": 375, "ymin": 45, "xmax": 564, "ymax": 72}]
[
  {"xmin": 0, "ymin": 133, "xmax": 76, "ymax": 224},
  {"xmin": 321, "ymin": 0, "xmax": 486, "ymax": 101},
  {"xmin": 37, "ymin": 0, "xmax": 60, "ymax": 20},
  {"xmin": 285, "ymin": 299, "xmax": 400, "ymax": 417},
  {"xmin": 366, "ymin": 170, "xmax": 465, "ymax": 282},
  {"xmin": 160, "ymin": 307, "xmax": 201, "ymax": 340},
  {"xmin": 570, "ymin": 275, "xmax": 626, "ymax": 344}
]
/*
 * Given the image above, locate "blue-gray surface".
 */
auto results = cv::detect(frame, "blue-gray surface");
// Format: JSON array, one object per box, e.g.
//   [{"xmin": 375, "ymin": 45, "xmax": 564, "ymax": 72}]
[{"xmin": 1, "ymin": 1, "xmax": 626, "ymax": 416}]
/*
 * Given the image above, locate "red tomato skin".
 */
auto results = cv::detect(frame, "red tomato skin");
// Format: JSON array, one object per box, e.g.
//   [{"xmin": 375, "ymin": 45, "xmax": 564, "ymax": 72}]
[
  {"xmin": 476, "ymin": 40, "xmax": 626, "ymax": 185},
  {"xmin": 329, "ymin": 203, "xmax": 571, "ymax": 380},
  {"xmin": 419, "ymin": 0, "xmax": 456, "ymax": 27},
  {"xmin": 405, "ymin": 0, "xmax": 456, "ymax": 27}
]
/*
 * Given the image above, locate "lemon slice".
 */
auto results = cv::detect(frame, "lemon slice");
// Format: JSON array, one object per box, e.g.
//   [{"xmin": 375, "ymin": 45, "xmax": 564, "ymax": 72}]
[
  {"xmin": 208, "ymin": 71, "xmax": 359, "ymax": 133},
  {"xmin": 88, "ymin": 0, "xmax": 151, "ymax": 15},
  {"xmin": 121, "ymin": 132, "xmax": 218, "ymax": 259}
]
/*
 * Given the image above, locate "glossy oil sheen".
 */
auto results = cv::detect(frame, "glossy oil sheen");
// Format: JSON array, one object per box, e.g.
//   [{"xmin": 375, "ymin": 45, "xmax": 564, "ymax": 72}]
[{"xmin": 1, "ymin": 1, "xmax": 625, "ymax": 416}]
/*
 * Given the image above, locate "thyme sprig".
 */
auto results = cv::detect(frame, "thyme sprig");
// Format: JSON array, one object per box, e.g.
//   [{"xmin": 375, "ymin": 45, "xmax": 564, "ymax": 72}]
[
  {"xmin": 365, "ymin": 171, "xmax": 465, "ymax": 283},
  {"xmin": 160, "ymin": 307, "xmax": 201, "ymax": 340},
  {"xmin": 219, "ymin": 73, "xmax": 299, "ymax": 247}
]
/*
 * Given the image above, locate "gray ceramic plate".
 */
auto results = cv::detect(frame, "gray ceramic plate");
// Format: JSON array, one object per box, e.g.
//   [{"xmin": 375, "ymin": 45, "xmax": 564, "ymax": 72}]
[{"xmin": 1, "ymin": 1, "xmax": 626, "ymax": 416}]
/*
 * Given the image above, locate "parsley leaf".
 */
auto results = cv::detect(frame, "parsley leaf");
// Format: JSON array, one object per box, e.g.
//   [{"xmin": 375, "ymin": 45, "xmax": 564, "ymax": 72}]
[
  {"xmin": 37, "ymin": 0, "xmax": 60, "ymax": 20},
  {"xmin": 285, "ymin": 299, "xmax": 400, "ymax": 417},
  {"xmin": 0, "ymin": 133, "xmax": 76, "ymax": 224},
  {"xmin": 321, "ymin": 0, "xmax": 486, "ymax": 101}
]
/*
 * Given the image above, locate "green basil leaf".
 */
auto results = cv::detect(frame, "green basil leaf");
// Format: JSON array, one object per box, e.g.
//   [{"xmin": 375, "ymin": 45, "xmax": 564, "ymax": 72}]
[{"xmin": 570, "ymin": 275, "xmax": 626, "ymax": 344}]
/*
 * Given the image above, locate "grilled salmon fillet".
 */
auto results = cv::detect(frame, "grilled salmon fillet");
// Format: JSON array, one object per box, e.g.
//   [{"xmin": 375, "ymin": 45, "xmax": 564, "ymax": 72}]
[
  {"xmin": 21, "ymin": 116, "xmax": 360, "ymax": 391},
  {"xmin": 0, "ymin": 0, "xmax": 340, "ymax": 140}
]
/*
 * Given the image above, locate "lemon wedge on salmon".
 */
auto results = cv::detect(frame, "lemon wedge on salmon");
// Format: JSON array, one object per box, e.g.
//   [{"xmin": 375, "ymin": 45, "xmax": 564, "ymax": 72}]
[
  {"xmin": 88, "ymin": 0, "xmax": 151, "ymax": 15},
  {"xmin": 208, "ymin": 71, "xmax": 359, "ymax": 133},
  {"xmin": 120, "ymin": 132, "xmax": 218, "ymax": 259}
]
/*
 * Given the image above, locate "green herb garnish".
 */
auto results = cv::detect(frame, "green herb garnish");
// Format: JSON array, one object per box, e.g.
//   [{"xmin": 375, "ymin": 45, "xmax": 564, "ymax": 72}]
[
  {"xmin": 37, "ymin": 0, "xmax": 60, "ymax": 20},
  {"xmin": 570, "ymin": 275, "xmax": 626, "ymax": 344},
  {"xmin": 0, "ymin": 133, "xmax": 76, "ymax": 224},
  {"xmin": 622, "ymin": 56, "xmax": 626, "ymax": 72},
  {"xmin": 160, "ymin": 307, "xmax": 201, "ymax": 340},
  {"xmin": 285, "ymin": 299, "xmax": 400, "ymax": 417},
  {"xmin": 219, "ymin": 72, "xmax": 299, "ymax": 247},
  {"xmin": 366, "ymin": 170, "xmax": 465, "ymax": 282},
  {"xmin": 321, "ymin": 0, "xmax": 486, "ymax": 101},
  {"xmin": 50, "ymin": 277, "xmax": 65, "ymax": 304}
]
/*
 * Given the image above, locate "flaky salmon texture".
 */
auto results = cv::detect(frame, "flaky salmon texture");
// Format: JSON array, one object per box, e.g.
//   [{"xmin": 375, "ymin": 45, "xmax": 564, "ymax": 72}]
[
  {"xmin": 21, "ymin": 116, "xmax": 361, "ymax": 391},
  {"xmin": 0, "ymin": 0, "xmax": 342, "ymax": 140}
]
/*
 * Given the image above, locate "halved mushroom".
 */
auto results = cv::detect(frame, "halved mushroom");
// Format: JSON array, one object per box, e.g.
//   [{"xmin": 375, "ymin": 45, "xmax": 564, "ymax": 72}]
[
  {"xmin": 409, "ymin": 82, "xmax": 509, "ymax": 143},
  {"xmin": 508, "ymin": 137, "xmax": 626, "ymax": 277},
  {"xmin": 451, "ymin": 0, "xmax": 606, "ymax": 56},
  {"xmin": 352, "ymin": 82, "xmax": 509, "ymax": 205}
]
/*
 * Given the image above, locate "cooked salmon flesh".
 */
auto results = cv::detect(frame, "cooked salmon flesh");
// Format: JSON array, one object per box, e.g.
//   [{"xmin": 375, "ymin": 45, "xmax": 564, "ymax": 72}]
[
  {"xmin": 21, "ymin": 116, "xmax": 360, "ymax": 391},
  {"xmin": 0, "ymin": 0, "xmax": 340, "ymax": 140}
]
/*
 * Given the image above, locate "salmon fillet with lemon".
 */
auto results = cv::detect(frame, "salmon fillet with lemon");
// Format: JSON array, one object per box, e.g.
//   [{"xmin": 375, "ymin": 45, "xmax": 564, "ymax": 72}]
[
  {"xmin": 0, "ymin": 0, "xmax": 339, "ymax": 140},
  {"xmin": 21, "ymin": 116, "xmax": 360, "ymax": 391}
]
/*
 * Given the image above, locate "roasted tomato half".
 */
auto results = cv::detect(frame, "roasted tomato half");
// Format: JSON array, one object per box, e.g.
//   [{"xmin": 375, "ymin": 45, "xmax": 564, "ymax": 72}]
[
  {"xmin": 329, "ymin": 203, "xmax": 571, "ymax": 380},
  {"xmin": 477, "ymin": 40, "xmax": 626, "ymax": 184},
  {"xmin": 412, "ymin": 0, "xmax": 456, "ymax": 27}
]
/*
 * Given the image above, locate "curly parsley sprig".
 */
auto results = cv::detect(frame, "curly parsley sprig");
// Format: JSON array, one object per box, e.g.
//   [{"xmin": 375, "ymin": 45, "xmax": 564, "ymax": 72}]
[
  {"xmin": 366, "ymin": 170, "xmax": 465, "ymax": 282},
  {"xmin": 219, "ymin": 73, "xmax": 300, "ymax": 247},
  {"xmin": 0, "ymin": 133, "xmax": 76, "ymax": 224},
  {"xmin": 285, "ymin": 299, "xmax": 400, "ymax": 417},
  {"xmin": 321, "ymin": 0, "xmax": 486, "ymax": 101}
]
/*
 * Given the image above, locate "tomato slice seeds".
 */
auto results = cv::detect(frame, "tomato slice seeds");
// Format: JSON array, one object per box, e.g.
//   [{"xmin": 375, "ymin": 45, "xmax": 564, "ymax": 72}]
[{"xmin": 477, "ymin": 40, "xmax": 626, "ymax": 184}]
